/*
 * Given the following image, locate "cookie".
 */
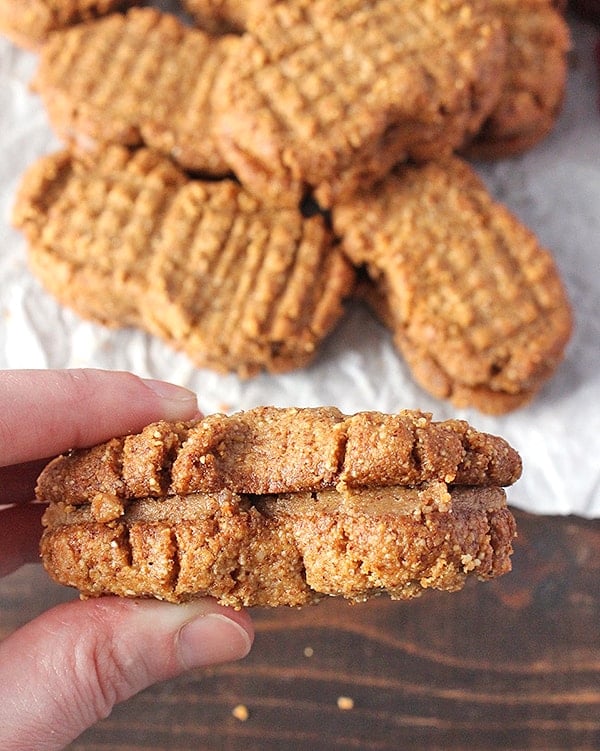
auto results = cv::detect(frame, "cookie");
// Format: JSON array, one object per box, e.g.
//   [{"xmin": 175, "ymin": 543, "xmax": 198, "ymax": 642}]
[
  {"xmin": 31, "ymin": 7, "xmax": 237, "ymax": 176},
  {"xmin": 12, "ymin": 146, "xmax": 354, "ymax": 376},
  {"xmin": 211, "ymin": 0, "xmax": 507, "ymax": 207},
  {"xmin": 38, "ymin": 406, "xmax": 520, "ymax": 607},
  {"xmin": 464, "ymin": 0, "xmax": 570, "ymax": 159},
  {"xmin": 142, "ymin": 189, "xmax": 354, "ymax": 376},
  {"xmin": 12, "ymin": 147, "xmax": 184, "ymax": 327},
  {"xmin": 332, "ymin": 156, "xmax": 573, "ymax": 414},
  {"xmin": 0, "ymin": 0, "xmax": 138, "ymax": 49},
  {"xmin": 35, "ymin": 407, "xmax": 523, "ymax": 505}
]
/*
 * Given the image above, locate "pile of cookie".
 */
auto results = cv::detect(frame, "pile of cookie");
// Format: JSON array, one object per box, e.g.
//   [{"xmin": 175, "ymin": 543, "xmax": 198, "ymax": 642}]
[{"xmin": 5, "ymin": 0, "xmax": 574, "ymax": 414}]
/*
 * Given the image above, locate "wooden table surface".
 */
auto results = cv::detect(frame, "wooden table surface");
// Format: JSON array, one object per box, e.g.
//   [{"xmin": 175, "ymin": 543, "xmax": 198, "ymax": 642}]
[{"xmin": 1, "ymin": 509, "xmax": 599, "ymax": 750}]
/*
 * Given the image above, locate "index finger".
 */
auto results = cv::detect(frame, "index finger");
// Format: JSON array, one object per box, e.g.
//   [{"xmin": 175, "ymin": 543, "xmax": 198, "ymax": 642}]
[{"xmin": 0, "ymin": 369, "xmax": 200, "ymax": 467}]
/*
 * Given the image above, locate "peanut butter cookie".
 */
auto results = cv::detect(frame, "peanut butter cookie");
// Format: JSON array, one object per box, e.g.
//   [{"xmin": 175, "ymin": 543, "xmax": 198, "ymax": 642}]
[
  {"xmin": 32, "ymin": 7, "xmax": 237, "ymax": 175},
  {"xmin": 212, "ymin": 0, "xmax": 507, "ymax": 207},
  {"xmin": 12, "ymin": 146, "xmax": 354, "ymax": 376},
  {"xmin": 332, "ymin": 156, "xmax": 573, "ymax": 414},
  {"xmin": 38, "ymin": 406, "xmax": 520, "ymax": 607},
  {"xmin": 0, "ymin": 0, "xmax": 139, "ymax": 48},
  {"xmin": 464, "ymin": 0, "xmax": 570, "ymax": 158}
]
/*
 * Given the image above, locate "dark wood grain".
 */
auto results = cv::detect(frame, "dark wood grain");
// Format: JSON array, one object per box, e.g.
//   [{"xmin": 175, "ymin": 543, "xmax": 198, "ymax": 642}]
[{"xmin": 1, "ymin": 509, "xmax": 599, "ymax": 750}]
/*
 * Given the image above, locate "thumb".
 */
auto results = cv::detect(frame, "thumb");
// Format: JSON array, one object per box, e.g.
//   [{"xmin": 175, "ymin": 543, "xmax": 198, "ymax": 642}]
[{"xmin": 0, "ymin": 597, "xmax": 253, "ymax": 751}]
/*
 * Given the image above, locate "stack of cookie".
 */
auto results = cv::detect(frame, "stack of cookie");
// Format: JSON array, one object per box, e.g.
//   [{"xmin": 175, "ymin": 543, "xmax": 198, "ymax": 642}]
[
  {"xmin": 6, "ymin": 0, "xmax": 573, "ymax": 413},
  {"xmin": 38, "ymin": 406, "xmax": 521, "ymax": 606}
]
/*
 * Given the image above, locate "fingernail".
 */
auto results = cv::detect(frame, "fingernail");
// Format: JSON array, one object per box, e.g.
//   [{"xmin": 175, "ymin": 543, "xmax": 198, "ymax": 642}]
[
  {"xmin": 178, "ymin": 613, "xmax": 253, "ymax": 670},
  {"xmin": 141, "ymin": 379, "xmax": 200, "ymax": 420}
]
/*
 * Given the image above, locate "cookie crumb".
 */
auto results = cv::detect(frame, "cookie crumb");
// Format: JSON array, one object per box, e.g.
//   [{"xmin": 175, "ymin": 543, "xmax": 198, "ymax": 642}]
[
  {"xmin": 303, "ymin": 646, "xmax": 314, "ymax": 657},
  {"xmin": 232, "ymin": 704, "xmax": 249, "ymax": 721},
  {"xmin": 337, "ymin": 696, "xmax": 354, "ymax": 711}
]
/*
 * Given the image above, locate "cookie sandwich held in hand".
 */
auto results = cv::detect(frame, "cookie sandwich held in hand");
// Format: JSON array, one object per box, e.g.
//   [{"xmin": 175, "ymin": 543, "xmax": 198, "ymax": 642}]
[{"xmin": 38, "ymin": 406, "xmax": 520, "ymax": 608}]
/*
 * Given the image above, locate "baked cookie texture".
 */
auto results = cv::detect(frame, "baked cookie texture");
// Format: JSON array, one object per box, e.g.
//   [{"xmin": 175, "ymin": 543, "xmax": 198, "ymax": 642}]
[
  {"xmin": 211, "ymin": 0, "xmax": 507, "ymax": 207},
  {"xmin": 0, "ymin": 0, "xmax": 138, "ymax": 48},
  {"xmin": 32, "ymin": 7, "xmax": 237, "ymax": 175},
  {"xmin": 332, "ymin": 156, "xmax": 573, "ymax": 415},
  {"xmin": 12, "ymin": 146, "xmax": 354, "ymax": 376},
  {"xmin": 9, "ymin": 2, "xmax": 574, "ymax": 413},
  {"xmin": 464, "ymin": 0, "xmax": 570, "ymax": 159},
  {"xmin": 36, "ymin": 407, "xmax": 523, "ymax": 504},
  {"xmin": 38, "ymin": 407, "xmax": 520, "ymax": 607},
  {"xmin": 184, "ymin": 0, "xmax": 569, "ymax": 161}
]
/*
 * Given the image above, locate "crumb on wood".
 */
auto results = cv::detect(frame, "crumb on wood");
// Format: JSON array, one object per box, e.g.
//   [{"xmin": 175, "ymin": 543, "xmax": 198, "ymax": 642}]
[
  {"xmin": 232, "ymin": 704, "xmax": 249, "ymax": 721},
  {"xmin": 337, "ymin": 696, "xmax": 354, "ymax": 711}
]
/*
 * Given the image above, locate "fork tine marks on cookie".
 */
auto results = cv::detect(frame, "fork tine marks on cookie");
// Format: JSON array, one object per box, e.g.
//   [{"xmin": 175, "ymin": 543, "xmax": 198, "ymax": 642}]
[
  {"xmin": 12, "ymin": 146, "xmax": 355, "ymax": 376},
  {"xmin": 0, "ymin": 0, "xmax": 142, "ymax": 49},
  {"xmin": 35, "ymin": 406, "xmax": 522, "ymax": 507},
  {"xmin": 12, "ymin": 146, "xmax": 187, "ymax": 327},
  {"xmin": 37, "ymin": 406, "xmax": 520, "ymax": 607},
  {"xmin": 140, "ymin": 178, "xmax": 355, "ymax": 376},
  {"xmin": 332, "ymin": 156, "xmax": 573, "ymax": 415},
  {"xmin": 40, "ymin": 484, "xmax": 517, "ymax": 606},
  {"xmin": 184, "ymin": 0, "xmax": 569, "ymax": 163},
  {"xmin": 32, "ymin": 7, "xmax": 237, "ymax": 175},
  {"xmin": 211, "ymin": 0, "xmax": 507, "ymax": 207}
]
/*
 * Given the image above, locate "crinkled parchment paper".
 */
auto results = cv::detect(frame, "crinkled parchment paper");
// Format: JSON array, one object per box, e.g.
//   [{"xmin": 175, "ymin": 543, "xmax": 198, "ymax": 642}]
[{"xmin": 1, "ymin": 7, "xmax": 599, "ymax": 517}]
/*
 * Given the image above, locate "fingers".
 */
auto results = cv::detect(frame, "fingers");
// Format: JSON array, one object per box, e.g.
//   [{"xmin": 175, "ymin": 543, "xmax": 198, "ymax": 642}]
[
  {"xmin": 0, "ymin": 369, "xmax": 200, "ymax": 467},
  {"xmin": 0, "ymin": 370, "xmax": 234, "ymax": 747},
  {"xmin": 0, "ymin": 504, "xmax": 45, "ymax": 577},
  {"xmin": 0, "ymin": 597, "xmax": 254, "ymax": 750}
]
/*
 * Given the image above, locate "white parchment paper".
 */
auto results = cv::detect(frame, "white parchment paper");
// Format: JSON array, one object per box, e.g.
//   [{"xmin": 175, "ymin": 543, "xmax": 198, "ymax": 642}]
[{"xmin": 1, "ymin": 10, "xmax": 599, "ymax": 517}]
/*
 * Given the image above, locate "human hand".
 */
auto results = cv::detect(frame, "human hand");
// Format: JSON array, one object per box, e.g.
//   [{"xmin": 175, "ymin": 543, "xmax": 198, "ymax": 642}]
[{"xmin": 0, "ymin": 369, "xmax": 254, "ymax": 751}]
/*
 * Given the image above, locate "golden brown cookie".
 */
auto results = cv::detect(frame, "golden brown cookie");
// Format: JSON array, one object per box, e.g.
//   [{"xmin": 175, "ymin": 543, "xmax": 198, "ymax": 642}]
[
  {"xmin": 211, "ymin": 0, "xmax": 507, "ymax": 207},
  {"xmin": 38, "ymin": 407, "xmax": 520, "ymax": 607},
  {"xmin": 464, "ymin": 0, "xmax": 570, "ymax": 159},
  {"xmin": 31, "ymin": 7, "xmax": 237, "ymax": 175},
  {"xmin": 12, "ymin": 147, "xmax": 185, "ymax": 327},
  {"xmin": 40, "ymin": 484, "xmax": 516, "ymax": 607},
  {"xmin": 139, "ymin": 181, "xmax": 353, "ymax": 376},
  {"xmin": 36, "ymin": 407, "xmax": 523, "ymax": 505},
  {"xmin": 0, "ymin": 0, "xmax": 139, "ymax": 48},
  {"xmin": 12, "ymin": 146, "xmax": 355, "ymax": 376},
  {"xmin": 332, "ymin": 156, "xmax": 573, "ymax": 414}
]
